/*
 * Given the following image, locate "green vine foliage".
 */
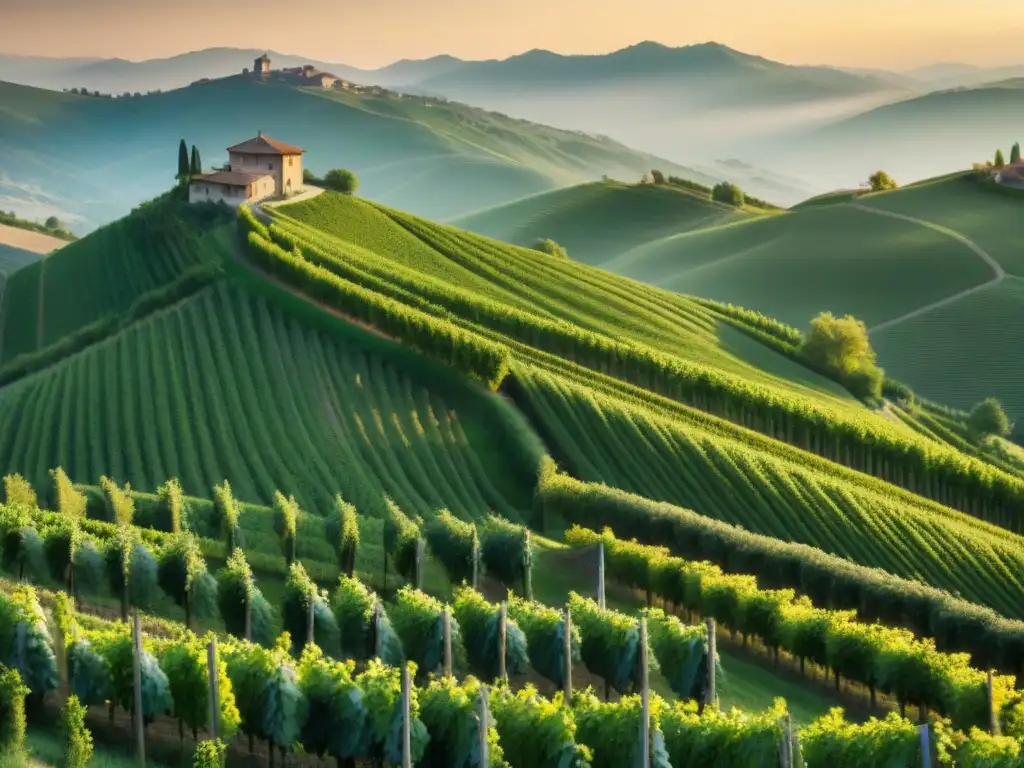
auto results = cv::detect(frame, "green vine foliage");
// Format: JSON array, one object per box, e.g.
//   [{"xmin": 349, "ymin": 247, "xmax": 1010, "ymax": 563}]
[
  {"xmin": 391, "ymin": 587, "xmax": 463, "ymax": 678},
  {"xmin": 572, "ymin": 689, "xmax": 671, "ymax": 768},
  {"xmin": 72, "ymin": 539, "xmax": 104, "ymax": 595},
  {"xmin": 356, "ymin": 658, "xmax": 428, "ymax": 764},
  {"xmin": 0, "ymin": 586, "xmax": 58, "ymax": 698},
  {"xmin": 91, "ymin": 626, "xmax": 173, "ymax": 724},
  {"xmin": 68, "ymin": 639, "xmax": 111, "ymax": 707},
  {"xmin": 296, "ymin": 645, "xmax": 368, "ymax": 760},
  {"xmin": 217, "ymin": 549, "xmax": 276, "ymax": 647},
  {"xmin": 224, "ymin": 643, "xmax": 277, "ymax": 743},
  {"xmin": 425, "ymin": 510, "xmax": 479, "ymax": 586},
  {"xmin": 212, "ymin": 481, "xmax": 241, "ymax": 553},
  {"xmin": 490, "ymin": 686, "xmax": 591, "ymax": 768},
  {"xmin": 481, "ymin": 517, "xmax": 531, "ymax": 597},
  {"xmin": 60, "ymin": 695, "xmax": 93, "ymax": 768},
  {"xmin": 568, "ymin": 593, "xmax": 659, "ymax": 696},
  {"xmin": 383, "ymin": 498, "xmax": 420, "ymax": 585},
  {"xmin": 418, "ymin": 675, "xmax": 506, "ymax": 767},
  {"xmin": 2, "ymin": 474, "xmax": 36, "ymax": 509},
  {"xmin": 49, "ymin": 468, "xmax": 86, "ymax": 519},
  {"xmin": 643, "ymin": 608, "xmax": 712, "ymax": 702},
  {"xmin": 261, "ymin": 657, "xmax": 308, "ymax": 755},
  {"xmin": 507, "ymin": 595, "xmax": 581, "ymax": 690},
  {"xmin": 331, "ymin": 575, "xmax": 403, "ymax": 665},
  {"xmin": 0, "ymin": 665, "xmax": 28, "ymax": 752},
  {"xmin": 153, "ymin": 478, "xmax": 186, "ymax": 534},
  {"xmin": 157, "ymin": 533, "xmax": 208, "ymax": 625},
  {"xmin": 282, "ymin": 563, "xmax": 339, "ymax": 655},
  {"xmin": 273, "ymin": 491, "xmax": 300, "ymax": 568},
  {"xmin": 660, "ymin": 698, "xmax": 786, "ymax": 767},
  {"xmin": 99, "ymin": 476, "xmax": 135, "ymax": 526},
  {"xmin": 800, "ymin": 708, "xmax": 921, "ymax": 766},
  {"xmin": 453, "ymin": 587, "xmax": 527, "ymax": 681},
  {"xmin": 325, "ymin": 495, "xmax": 359, "ymax": 577},
  {"xmin": 192, "ymin": 739, "xmax": 227, "ymax": 768}
]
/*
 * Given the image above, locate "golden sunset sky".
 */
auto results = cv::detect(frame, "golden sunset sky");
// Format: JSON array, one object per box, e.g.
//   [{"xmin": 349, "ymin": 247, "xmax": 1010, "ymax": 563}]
[{"xmin": 4, "ymin": 0, "xmax": 1024, "ymax": 68}]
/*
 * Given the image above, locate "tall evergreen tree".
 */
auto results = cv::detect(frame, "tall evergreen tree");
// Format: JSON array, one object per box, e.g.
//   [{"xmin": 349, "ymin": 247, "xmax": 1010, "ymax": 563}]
[
  {"xmin": 190, "ymin": 145, "xmax": 202, "ymax": 175},
  {"xmin": 1012, "ymin": 142, "xmax": 1021, "ymax": 164},
  {"xmin": 177, "ymin": 139, "xmax": 189, "ymax": 180},
  {"xmin": 995, "ymin": 148, "xmax": 1006, "ymax": 168}
]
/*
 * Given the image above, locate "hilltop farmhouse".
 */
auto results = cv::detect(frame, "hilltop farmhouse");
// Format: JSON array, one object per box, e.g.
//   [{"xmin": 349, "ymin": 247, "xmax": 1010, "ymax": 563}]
[{"xmin": 189, "ymin": 131, "xmax": 304, "ymax": 206}]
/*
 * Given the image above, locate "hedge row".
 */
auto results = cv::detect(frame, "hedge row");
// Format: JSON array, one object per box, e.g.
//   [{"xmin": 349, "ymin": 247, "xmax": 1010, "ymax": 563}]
[
  {"xmin": 566, "ymin": 526, "xmax": 1020, "ymax": 733},
  {"xmin": 537, "ymin": 472, "xmax": 1024, "ymax": 682},
  {"xmin": 239, "ymin": 211, "xmax": 510, "ymax": 390}
]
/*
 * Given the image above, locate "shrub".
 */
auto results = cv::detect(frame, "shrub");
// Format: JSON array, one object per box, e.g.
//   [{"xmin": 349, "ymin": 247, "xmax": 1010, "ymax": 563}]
[
  {"xmin": 60, "ymin": 695, "xmax": 93, "ymax": 768},
  {"xmin": 534, "ymin": 238, "xmax": 569, "ymax": 259},
  {"xmin": 868, "ymin": 170, "xmax": 899, "ymax": 191},
  {"xmin": 323, "ymin": 169, "xmax": 359, "ymax": 194},
  {"xmin": 800, "ymin": 312, "xmax": 883, "ymax": 400},
  {"xmin": 193, "ymin": 739, "xmax": 227, "ymax": 768},
  {"xmin": 712, "ymin": 182, "xmax": 744, "ymax": 207},
  {"xmin": 968, "ymin": 398, "xmax": 1012, "ymax": 440},
  {"xmin": 480, "ymin": 517, "xmax": 532, "ymax": 598},
  {"xmin": 425, "ymin": 510, "xmax": 479, "ymax": 586},
  {"xmin": 383, "ymin": 498, "xmax": 420, "ymax": 587}
]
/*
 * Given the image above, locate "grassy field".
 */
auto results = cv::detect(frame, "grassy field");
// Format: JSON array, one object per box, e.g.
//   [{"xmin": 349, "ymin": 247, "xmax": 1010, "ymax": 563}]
[
  {"xmin": 451, "ymin": 181, "xmax": 760, "ymax": 266},
  {"xmin": 604, "ymin": 203, "xmax": 992, "ymax": 329},
  {"xmin": 0, "ymin": 279, "xmax": 541, "ymax": 519}
]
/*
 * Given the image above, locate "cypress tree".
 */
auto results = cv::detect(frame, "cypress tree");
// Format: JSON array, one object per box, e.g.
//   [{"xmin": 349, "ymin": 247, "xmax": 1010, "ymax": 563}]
[
  {"xmin": 995, "ymin": 148, "xmax": 1006, "ymax": 168},
  {"xmin": 1012, "ymin": 142, "xmax": 1021, "ymax": 164},
  {"xmin": 190, "ymin": 145, "xmax": 202, "ymax": 175},
  {"xmin": 177, "ymin": 139, "xmax": 189, "ymax": 180}
]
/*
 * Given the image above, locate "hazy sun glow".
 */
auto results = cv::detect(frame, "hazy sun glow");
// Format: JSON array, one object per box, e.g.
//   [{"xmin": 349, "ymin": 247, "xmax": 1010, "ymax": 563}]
[{"xmin": 4, "ymin": 0, "xmax": 1024, "ymax": 68}]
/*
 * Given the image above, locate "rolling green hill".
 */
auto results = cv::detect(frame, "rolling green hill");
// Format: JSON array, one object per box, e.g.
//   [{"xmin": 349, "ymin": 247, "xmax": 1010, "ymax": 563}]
[
  {"xmin": 4, "ymin": 180, "xmax": 1024, "ymax": 750},
  {"xmin": 451, "ymin": 181, "xmax": 761, "ymax": 266},
  {"xmin": 0, "ymin": 76, "xmax": 709, "ymax": 232},
  {"xmin": 581, "ymin": 172, "xmax": 1024, "ymax": 419}
]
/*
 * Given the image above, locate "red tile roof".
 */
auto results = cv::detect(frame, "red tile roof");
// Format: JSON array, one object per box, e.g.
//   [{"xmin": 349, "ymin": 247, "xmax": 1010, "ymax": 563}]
[{"xmin": 226, "ymin": 134, "xmax": 305, "ymax": 156}]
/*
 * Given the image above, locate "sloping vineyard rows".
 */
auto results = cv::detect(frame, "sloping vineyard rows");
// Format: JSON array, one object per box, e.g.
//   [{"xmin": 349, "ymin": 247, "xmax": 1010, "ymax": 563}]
[
  {"xmin": 2, "ymin": 583, "xmax": 1020, "ymax": 768},
  {"xmin": 513, "ymin": 368, "xmax": 1024, "ymax": 618},
  {"xmin": 265, "ymin": 200, "xmax": 1024, "ymax": 529},
  {"xmin": 0, "ymin": 200, "xmax": 232, "ymax": 368},
  {"xmin": 535, "ymin": 469, "xmax": 1024, "ymax": 685},
  {"xmin": 566, "ymin": 525, "xmax": 1021, "ymax": 733},
  {"xmin": 0, "ymin": 281, "xmax": 528, "ymax": 520}
]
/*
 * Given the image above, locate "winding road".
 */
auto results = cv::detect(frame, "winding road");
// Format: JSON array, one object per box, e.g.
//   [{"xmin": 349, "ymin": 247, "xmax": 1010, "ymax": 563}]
[{"xmin": 849, "ymin": 203, "xmax": 1006, "ymax": 334}]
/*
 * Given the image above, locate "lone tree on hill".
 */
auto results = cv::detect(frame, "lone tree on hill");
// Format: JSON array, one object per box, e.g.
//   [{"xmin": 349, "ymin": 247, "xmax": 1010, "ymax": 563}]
[
  {"xmin": 995, "ymin": 149, "xmax": 1006, "ymax": 168},
  {"xmin": 190, "ymin": 145, "xmax": 202, "ymax": 175},
  {"xmin": 801, "ymin": 312, "xmax": 883, "ymax": 400},
  {"xmin": 44, "ymin": 216, "xmax": 61, "ymax": 230},
  {"xmin": 323, "ymin": 168, "xmax": 359, "ymax": 194},
  {"xmin": 968, "ymin": 398, "xmax": 1012, "ymax": 440},
  {"xmin": 1012, "ymin": 142, "xmax": 1021, "ymax": 165},
  {"xmin": 867, "ymin": 171, "xmax": 898, "ymax": 192},
  {"xmin": 712, "ymin": 182, "xmax": 745, "ymax": 207},
  {"xmin": 177, "ymin": 139, "xmax": 190, "ymax": 183},
  {"xmin": 533, "ymin": 238, "xmax": 568, "ymax": 259},
  {"xmin": 650, "ymin": 169, "xmax": 666, "ymax": 184}
]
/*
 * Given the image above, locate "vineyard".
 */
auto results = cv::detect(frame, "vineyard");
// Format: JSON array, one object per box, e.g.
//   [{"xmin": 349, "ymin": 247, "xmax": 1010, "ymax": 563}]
[
  {"xmin": 261, "ymin": 194, "xmax": 1024, "ymax": 525},
  {"xmin": 510, "ymin": 368, "xmax": 1024, "ymax": 617},
  {"xmin": 0, "ymin": 197, "xmax": 233, "ymax": 370},
  {"xmin": 0, "ymin": 280, "xmax": 540, "ymax": 518},
  {"xmin": 451, "ymin": 180, "xmax": 757, "ymax": 267}
]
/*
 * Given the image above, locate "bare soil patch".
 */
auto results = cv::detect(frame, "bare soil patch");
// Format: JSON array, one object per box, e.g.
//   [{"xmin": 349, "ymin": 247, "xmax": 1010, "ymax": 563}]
[{"xmin": 0, "ymin": 223, "xmax": 68, "ymax": 254}]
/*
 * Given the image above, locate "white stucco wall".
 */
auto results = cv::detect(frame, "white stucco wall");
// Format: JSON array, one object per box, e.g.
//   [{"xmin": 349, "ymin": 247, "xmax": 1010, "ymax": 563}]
[
  {"xmin": 229, "ymin": 152, "xmax": 303, "ymax": 197},
  {"xmin": 188, "ymin": 175, "xmax": 276, "ymax": 206}
]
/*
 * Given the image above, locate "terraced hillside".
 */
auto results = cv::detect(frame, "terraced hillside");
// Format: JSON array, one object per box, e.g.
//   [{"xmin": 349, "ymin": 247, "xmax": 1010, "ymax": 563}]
[
  {"xmin": 0, "ymin": 277, "xmax": 539, "ymax": 519},
  {"xmin": 451, "ymin": 181, "xmax": 761, "ymax": 266}
]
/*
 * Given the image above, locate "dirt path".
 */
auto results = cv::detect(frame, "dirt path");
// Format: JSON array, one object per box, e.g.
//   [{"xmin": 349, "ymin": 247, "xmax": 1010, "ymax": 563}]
[
  {"xmin": 849, "ymin": 203, "xmax": 1005, "ymax": 334},
  {"xmin": 0, "ymin": 223, "xmax": 68, "ymax": 254}
]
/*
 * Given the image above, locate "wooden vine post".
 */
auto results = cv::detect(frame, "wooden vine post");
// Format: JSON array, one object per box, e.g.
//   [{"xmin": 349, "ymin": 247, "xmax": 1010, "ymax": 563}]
[
  {"xmin": 131, "ymin": 609, "xmax": 145, "ymax": 767},
  {"xmin": 306, "ymin": 596, "xmax": 315, "ymax": 647},
  {"xmin": 244, "ymin": 594, "xmax": 252, "ymax": 642},
  {"xmin": 778, "ymin": 713, "xmax": 793, "ymax": 768},
  {"xmin": 919, "ymin": 723, "xmax": 932, "ymax": 768},
  {"xmin": 639, "ymin": 618, "xmax": 650, "ymax": 768},
  {"xmin": 498, "ymin": 602, "xmax": 508, "ymax": 681},
  {"xmin": 443, "ymin": 607, "xmax": 453, "ymax": 677},
  {"xmin": 477, "ymin": 685, "xmax": 490, "ymax": 766},
  {"xmin": 563, "ymin": 606, "xmax": 573, "ymax": 705},
  {"xmin": 988, "ymin": 669, "xmax": 999, "ymax": 735},
  {"xmin": 401, "ymin": 663, "xmax": 412, "ymax": 768},
  {"xmin": 207, "ymin": 637, "xmax": 221, "ymax": 742},
  {"xmin": 373, "ymin": 600, "xmax": 383, "ymax": 658},
  {"xmin": 705, "ymin": 617, "xmax": 717, "ymax": 710},
  {"xmin": 472, "ymin": 538, "xmax": 480, "ymax": 590},
  {"xmin": 597, "ymin": 542, "xmax": 606, "ymax": 610},
  {"xmin": 415, "ymin": 538, "xmax": 425, "ymax": 591}
]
